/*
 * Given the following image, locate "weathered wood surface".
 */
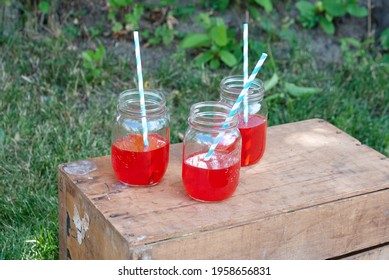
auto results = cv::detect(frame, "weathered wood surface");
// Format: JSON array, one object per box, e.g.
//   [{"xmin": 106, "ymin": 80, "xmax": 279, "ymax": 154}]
[
  {"xmin": 58, "ymin": 119, "xmax": 389, "ymax": 259},
  {"xmin": 343, "ymin": 244, "xmax": 389, "ymax": 260}
]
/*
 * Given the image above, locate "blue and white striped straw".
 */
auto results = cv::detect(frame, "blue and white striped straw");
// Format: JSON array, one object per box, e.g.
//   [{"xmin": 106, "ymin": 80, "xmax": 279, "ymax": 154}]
[
  {"xmin": 204, "ymin": 53, "xmax": 268, "ymax": 160},
  {"xmin": 133, "ymin": 31, "xmax": 149, "ymax": 147},
  {"xmin": 243, "ymin": 23, "xmax": 249, "ymax": 124}
]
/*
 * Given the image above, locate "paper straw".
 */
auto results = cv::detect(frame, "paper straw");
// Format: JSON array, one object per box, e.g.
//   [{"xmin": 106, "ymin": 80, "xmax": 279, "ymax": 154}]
[
  {"xmin": 204, "ymin": 53, "xmax": 268, "ymax": 160},
  {"xmin": 243, "ymin": 23, "xmax": 249, "ymax": 124},
  {"xmin": 133, "ymin": 31, "xmax": 149, "ymax": 147}
]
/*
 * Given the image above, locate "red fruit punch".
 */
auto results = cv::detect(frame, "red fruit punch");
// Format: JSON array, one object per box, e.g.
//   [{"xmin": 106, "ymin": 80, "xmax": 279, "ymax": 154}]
[
  {"xmin": 182, "ymin": 151, "xmax": 240, "ymax": 202},
  {"xmin": 239, "ymin": 114, "xmax": 267, "ymax": 166},
  {"xmin": 111, "ymin": 134, "xmax": 169, "ymax": 186}
]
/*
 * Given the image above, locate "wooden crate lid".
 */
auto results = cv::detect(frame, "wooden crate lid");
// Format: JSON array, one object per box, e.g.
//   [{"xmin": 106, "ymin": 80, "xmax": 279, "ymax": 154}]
[{"xmin": 59, "ymin": 119, "xmax": 389, "ymax": 248}]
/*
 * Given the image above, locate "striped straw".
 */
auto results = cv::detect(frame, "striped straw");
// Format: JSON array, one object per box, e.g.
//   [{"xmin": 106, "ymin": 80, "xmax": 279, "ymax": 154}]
[
  {"xmin": 133, "ymin": 31, "xmax": 149, "ymax": 147},
  {"xmin": 243, "ymin": 23, "xmax": 249, "ymax": 124},
  {"xmin": 204, "ymin": 53, "xmax": 268, "ymax": 160}
]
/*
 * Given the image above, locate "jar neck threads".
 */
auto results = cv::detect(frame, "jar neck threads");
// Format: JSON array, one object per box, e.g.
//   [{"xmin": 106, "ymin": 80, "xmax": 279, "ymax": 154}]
[
  {"xmin": 118, "ymin": 89, "xmax": 166, "ymax": 117},
  {"xmin": 189, "ymin": 101, "xmax": 238, "ymax": 132},
  {"xmin": 220, "ymin": 75, "xmax": 264, "ymax": 102}
]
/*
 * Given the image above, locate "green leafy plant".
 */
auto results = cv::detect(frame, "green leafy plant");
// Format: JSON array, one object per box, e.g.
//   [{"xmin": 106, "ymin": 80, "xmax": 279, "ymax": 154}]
[
  {"xmin": 143, "ymin": 24, "xmax": 176, "ymax": 46},
  {"xmin": 296, "ymin": 0, "xmax": 368, "ymax": 35},
  {"xmin": 81, "ymin": 44, "xmax": 106, "ymax": 82},
  {"xmin": 180, "ymin": 13, "xmax": 238, "ymax": 69},
  {"xmin": 248, "ymin": 0, "xmax": 275, "ymax": 19},
  {"xmin": 380, "ymin": 27, "xmax": 389, "ymax": 51},
  {"xmin": 380, "ymin": 28, "xmax": 389, "ymax": 68},
  {"xmin": 339, "ymin": 37, "xmax": 374, "ymax": 66},
  {"xmin": 265, "ymin": 73, "xmax": 323, "ymax": 103},
  {"xmin": 107, "ymin": 0, "xmax": 144, "ymax": 34}
]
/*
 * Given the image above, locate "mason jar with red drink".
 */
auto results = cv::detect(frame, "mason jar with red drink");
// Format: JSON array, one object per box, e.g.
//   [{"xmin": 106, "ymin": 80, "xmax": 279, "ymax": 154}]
[
  {"xmin": 220, "ymin": 75, "xmax": 267, "ymax": 166},
  {"xmin": 182, "ymin": 101, "xmax": 242, "ymax": 202},
  {"xmin": 111, "ymin": 89, "xmax": 170, "ymax": 187}
]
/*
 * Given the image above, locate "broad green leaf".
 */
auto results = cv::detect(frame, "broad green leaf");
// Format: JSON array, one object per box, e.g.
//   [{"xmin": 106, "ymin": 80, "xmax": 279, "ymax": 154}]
[
  {"xmin": 210, "ymin": 58, "xmax": 220, "ymax": 69},
  {"xmin": 296, "ymin": 1, "xmax": 317, "ymax": 28},
  {"xmin": 125, "ymin": 14, "xmax": 135, "ymax": 24},
  {"xmin": 38, "ymin": 1, "xmax": 50, "ymax": 14},
  {"xmin": 380, "ymin": 28, "xmax": 389, "ymax": 50},
  {"xmin": 112, "ymin": 22, "xmax": 123, "ymax": 32},
  {"xmin": 148, "ymin": 38, "xmax": 161, "ymax": 45},
  {"xmin": 341, "ymin": 37, "xmax": 361, "ymax": 48},
  {"xmin": 248, "ymin": 6, "xmax": 261, "ymax": 20},
  {"xmin": 323, "ymin": 0, "xmax": 346, "ymax": 17},
  {"xmin": 194, "ymin": 51, "xmax": 214, "ymax": 66},
  {"xmin": 82, "ymin": 52, "xmax": 93, "ymax": 63},
  {"xmin": 314, "ymin": 1, "xmax": 324, "ymax": 12},
  {"xmin": 219, "ymin": 50, "xmax": 237, "ymax": 67},
  {"xmin": 264, "ymin": 73, "xmax": 279, "ymax": 91},
  {"xmin": 197, "ymin": 13, "xmax": 211, "ymax": 29},
  {"xmin": 180, "ymin": 33, "xmax": 211, "ymax": 48},
  {"xmin": 214, "ymin": 17, "xmax": 225, "ymax": 27},
  {"xmin": 95, "ymin": 45, "xmax": 106, "ymax": 61},
  {"xmin": 254, "ymin": 0, "xmax": 273, "ymax": 13},
  {"xmin": 319, "ymin": 17, "xmax": 335, "ymax": 35},
  {"xmin": 265, "ymin": 93, "xmax": 284, "ymax": 102},
  {"xmin": 210, "ymin": 25, "xmax": 228, "ymax": 47},
  {"xmin": 347, "ymin": 4, "xmax": 368, "ymax": 17},
  {"xmin": 285, "ymin": 82, "xmax": 322, "ymax": 97},
  {"xmin": 296, "ymin": 1, "xmax": 315, "ymax": 17},
  {"xmin": 133, "ymin": 4, "xmax": 144, "ymax": 17}
]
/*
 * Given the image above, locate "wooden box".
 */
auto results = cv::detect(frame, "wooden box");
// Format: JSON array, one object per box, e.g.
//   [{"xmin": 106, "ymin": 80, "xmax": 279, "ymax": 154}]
[{"xmin": 58, "ymin": 119, "xmax": 389, "ymax": 259}]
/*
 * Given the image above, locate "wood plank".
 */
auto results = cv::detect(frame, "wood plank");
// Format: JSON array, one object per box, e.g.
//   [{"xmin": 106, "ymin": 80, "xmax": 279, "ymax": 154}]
[
  {"xmin": 58, "ymin": 171, "xmax": 67, "ymax": 259},
  {"xmin": 58, "ymin": 119, "xmax": 389, "ymax": 259},
  {"xmin": 59, "ymin": 172, "xmax": 130, "ymax": 259},
  {"xmin": 143, "ymin": 189, "xmax": 389, "ymax": 259}
]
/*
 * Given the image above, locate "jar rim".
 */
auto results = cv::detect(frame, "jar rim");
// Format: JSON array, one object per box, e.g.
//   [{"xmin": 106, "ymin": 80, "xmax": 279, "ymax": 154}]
[
  {"xmin": 189, "ymin": 101, "xmax": 239, "ymax": 132},
  {"xmin": 220, "ymin": 75, "xmax": 265, "ymax": 101},
  {"xmin": 117, "ymin": 89, "xmax": 166, "ymax": 116}
]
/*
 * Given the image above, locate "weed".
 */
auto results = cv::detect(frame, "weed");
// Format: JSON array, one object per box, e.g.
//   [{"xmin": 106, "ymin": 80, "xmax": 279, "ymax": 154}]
[
  {"xmin": 296, "ymin": 0, "xmax": 368, "ymax": 34},
  {"xmin": 143, "ymin": 23, "xmax": 176, "ymax": 47},
  {"xmin": 248, "ymin": 0, "xmax": 275, "ymax": 19},
  {"xmin": 107, "ymin": 0, "xmax": 144, "ymax": 34},
  {"xmin": 82, "ymin": 44, "xmax": 106, "ymax": 82},
  {"xmin": 180, "ymin": 13, "xmax": 239, "ymax": 69}
]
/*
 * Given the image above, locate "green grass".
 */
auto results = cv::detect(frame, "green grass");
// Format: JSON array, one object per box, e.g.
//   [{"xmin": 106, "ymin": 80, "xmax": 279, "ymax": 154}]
[{"xmin": 0, "ymin": 20, "xmax": 388, "ymax": 259}]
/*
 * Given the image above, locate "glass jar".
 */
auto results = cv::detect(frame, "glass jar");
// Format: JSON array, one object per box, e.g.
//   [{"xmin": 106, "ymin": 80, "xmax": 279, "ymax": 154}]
[
  {"xmin": 182, "ymin": 101, "xmax": 242, "ymax": 202},
  {"xmin": 220, "ymin": 75, "xmax": 268, "ymax": 166},
  {"xmin": 111, "ymin": 89, "xmax": 170, "ymax": 187}
]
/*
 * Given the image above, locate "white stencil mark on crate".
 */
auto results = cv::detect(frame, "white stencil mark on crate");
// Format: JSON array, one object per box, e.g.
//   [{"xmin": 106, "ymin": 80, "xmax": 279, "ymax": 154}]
[
  {"xmin": 73, "ymin": 205, "xmax": 90, "ymax": 245},
  {"xmin": 64, "ymin": 160, "xmax": 97, "ymax": 176}
]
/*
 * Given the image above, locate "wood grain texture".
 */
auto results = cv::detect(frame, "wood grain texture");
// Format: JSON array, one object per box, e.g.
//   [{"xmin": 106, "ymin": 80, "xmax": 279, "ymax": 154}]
[
  {"xmin": 343, "ymin": 244, "xmax": 389, "ymax": 260},
  {"xmin": 59, "ymin": 171, "xmax": 130, "ymax": 259},
  {"xmin": 58, "ymin": 172, "xmax": 67, "ymax": 259},
  {"xmin": 58, "ymin": 119, "xmax": 389, "ymax": 259}
]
